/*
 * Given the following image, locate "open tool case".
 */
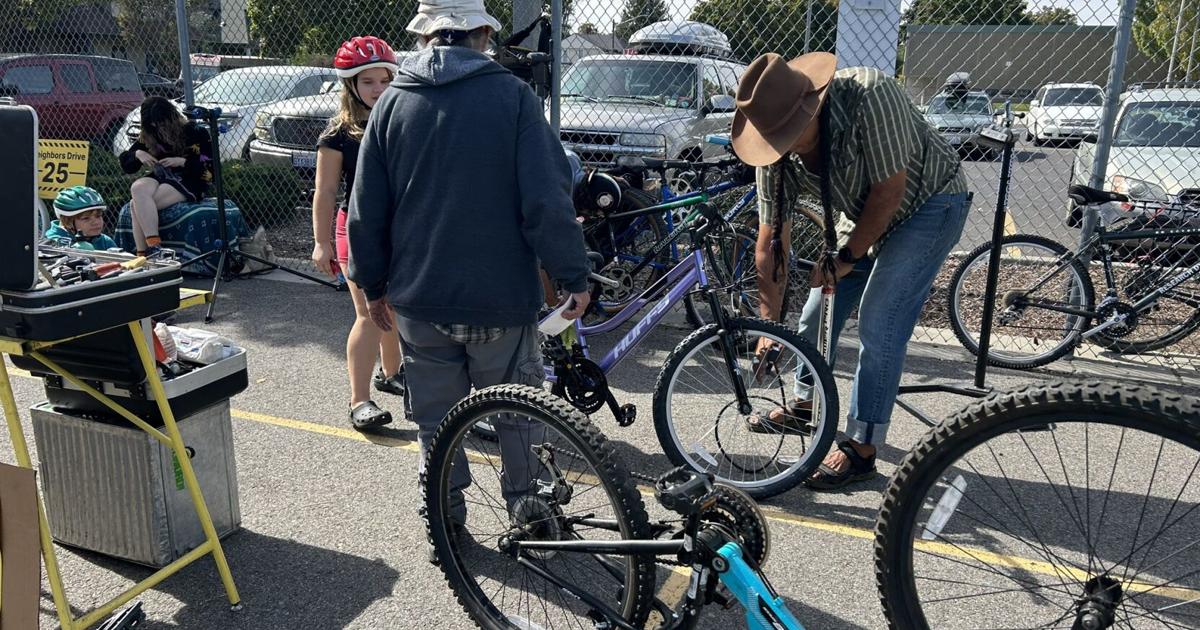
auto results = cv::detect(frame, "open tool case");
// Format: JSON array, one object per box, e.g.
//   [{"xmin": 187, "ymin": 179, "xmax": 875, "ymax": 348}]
[{"xmin": 0, "ymin": 105, "xmax": 182, "ymax": 341}]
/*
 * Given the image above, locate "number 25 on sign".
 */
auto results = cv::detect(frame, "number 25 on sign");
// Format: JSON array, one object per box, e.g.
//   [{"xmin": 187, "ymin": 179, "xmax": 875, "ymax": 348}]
[{"xmin": 37, "ymin": 139, "xmax": 90, "ymax": 199}]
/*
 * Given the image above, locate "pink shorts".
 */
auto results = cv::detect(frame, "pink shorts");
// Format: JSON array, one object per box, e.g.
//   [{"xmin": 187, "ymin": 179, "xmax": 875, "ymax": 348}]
[{"xmin": 334, "ymin": 208, "xmax": 350, "ymax": 267}]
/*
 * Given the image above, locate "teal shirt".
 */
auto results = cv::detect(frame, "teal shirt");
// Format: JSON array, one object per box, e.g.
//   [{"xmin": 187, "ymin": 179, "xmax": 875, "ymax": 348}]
[{"xmin": 45, "ymin": 220, "xmax": 119, "ymax": 251}]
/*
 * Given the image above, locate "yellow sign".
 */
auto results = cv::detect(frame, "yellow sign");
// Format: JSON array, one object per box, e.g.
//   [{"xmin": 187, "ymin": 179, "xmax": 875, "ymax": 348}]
[{"xmin": 37, "ymin": 139, "xmax": 90, "ymax": 199}]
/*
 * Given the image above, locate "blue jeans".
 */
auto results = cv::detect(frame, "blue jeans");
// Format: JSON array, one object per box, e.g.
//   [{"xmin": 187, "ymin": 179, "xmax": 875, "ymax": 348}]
[{"xmin": 794, "ymin": 191, "xmax": 970, "ymax": 445}]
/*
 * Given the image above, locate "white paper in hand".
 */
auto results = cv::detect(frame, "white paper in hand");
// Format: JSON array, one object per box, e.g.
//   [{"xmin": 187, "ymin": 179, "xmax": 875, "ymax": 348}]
[{"xmin": 538, "ymin": 298, "xmax": 576, "ymax": 335}]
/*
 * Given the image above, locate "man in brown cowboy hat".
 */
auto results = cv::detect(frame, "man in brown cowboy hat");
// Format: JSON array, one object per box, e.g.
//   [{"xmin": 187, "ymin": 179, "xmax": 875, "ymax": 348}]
[{"xmin": 734, "ymin": 52, "xmax": 969, "ymax": 491}]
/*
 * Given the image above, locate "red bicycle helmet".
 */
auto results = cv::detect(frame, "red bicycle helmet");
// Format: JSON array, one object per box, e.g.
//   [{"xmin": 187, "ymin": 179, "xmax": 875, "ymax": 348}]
[{"xmin": 334, "ymin": 36, "xmax": 399, "ymax": 79}]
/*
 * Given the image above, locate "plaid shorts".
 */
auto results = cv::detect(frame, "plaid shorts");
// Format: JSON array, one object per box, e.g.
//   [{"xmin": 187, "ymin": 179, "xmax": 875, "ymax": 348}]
[{"xmin": 432, "ymin": 323, "xmax": 508, "ymax": 345}]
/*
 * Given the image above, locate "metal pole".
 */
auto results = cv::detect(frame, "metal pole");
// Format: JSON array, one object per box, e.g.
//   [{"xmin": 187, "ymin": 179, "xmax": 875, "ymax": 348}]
[
  {"xmin": 1167, "ymin": 0, "xmax": 1187, "ymax": 81},
  {"xmin": 803, "ymin": 0, "xmax": 814, "ymax": 54},
  {"xmin": 551, "ymin": 0, "xmax": 563, "ymax": 133},
  {"xmin": 1088, "ymin": 0, "xmax": 1136, "ymax": 192},
  {"xmin": 1187, "ymin": 9, "xmax": 1198, "ymax": 81},
  {"xmin": 175, "ymin": 0, "xmax": 195, "ymax": 108}
]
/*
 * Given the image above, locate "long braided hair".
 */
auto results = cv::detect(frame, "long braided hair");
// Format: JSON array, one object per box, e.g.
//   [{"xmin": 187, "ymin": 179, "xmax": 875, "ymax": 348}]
[{"xmin": 769, "ymin": 156, "xmax": 793, "ymax": 283}]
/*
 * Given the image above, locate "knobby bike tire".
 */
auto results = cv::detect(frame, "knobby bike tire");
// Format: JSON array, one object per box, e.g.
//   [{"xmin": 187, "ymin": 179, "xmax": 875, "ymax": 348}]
[
  {"xmin": 873, "ymin": 380, "xmax": 1200, "ymax": 630},
  {"xmin": 948, "ymin": 234, "xmax": 1096, "ymax": 370},
  {"xmin": 683, "ymin": 223, "xmax": 790, "ymax": 328},
  {"xmin": 651, "ymin": 317, "xmax": 837, "ymax": 499},
  {"xmin": 423, "ymin": 384, "xmax": 656, "ymax": 630}
]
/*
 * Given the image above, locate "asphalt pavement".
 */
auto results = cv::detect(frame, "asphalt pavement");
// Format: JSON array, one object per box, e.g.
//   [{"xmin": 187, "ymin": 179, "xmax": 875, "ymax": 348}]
[
  {"xmin": 955, "ymin": 133, "xmax": 1080, "ymax": 253},
  {"xmin": 7, "ymin": 272, "xmax": 1197, "ymax": 629}
]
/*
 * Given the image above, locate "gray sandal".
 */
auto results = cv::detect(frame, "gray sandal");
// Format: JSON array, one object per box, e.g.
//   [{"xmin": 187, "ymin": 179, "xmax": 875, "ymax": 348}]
[{"xmin": 350, "ymin": 401, "xmax": 392, "ymax": 429}]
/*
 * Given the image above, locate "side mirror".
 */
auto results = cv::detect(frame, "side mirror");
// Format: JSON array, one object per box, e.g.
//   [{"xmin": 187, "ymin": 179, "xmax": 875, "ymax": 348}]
[
  {"xmin": 703, "ymin": 94, "xmax": 736, "ymax": 115},
  {"xmin": 1015, "ymin": 112, "xmax": 1027, "ymax": 119}
]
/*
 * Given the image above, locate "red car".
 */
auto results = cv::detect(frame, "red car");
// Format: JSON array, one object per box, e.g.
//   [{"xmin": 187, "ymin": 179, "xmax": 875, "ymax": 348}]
[{"xmin": 0, "ymin": 54, "xmax": 145, "ymax": 144}]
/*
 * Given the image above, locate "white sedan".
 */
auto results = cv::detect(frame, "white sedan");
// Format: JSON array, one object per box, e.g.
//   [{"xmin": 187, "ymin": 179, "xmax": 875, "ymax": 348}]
[
  {"xmin": 1070, "ymin": 87, "xmax": 1200, "ymax": 229},
  {"xmin": 112, "ymin": 65, "xmax": 336, "ymax": 163}
]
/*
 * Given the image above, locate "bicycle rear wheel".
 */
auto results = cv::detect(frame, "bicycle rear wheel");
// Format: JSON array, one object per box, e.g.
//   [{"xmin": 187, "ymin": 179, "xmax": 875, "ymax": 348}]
[
  {"xmin": 948, "ymin": 234, "xmax": 1095, "ymax": 370},
  {"xmin": 1098, "ymin": 251, "xmax": 1200, "ymax": 354},
  {"xmin": 425, "ymin": 385, "xmax": 656, "ymax": 630},
  {"xmin": 875, "ymin": 381, "xmax": 1200, "ymax": 630},
  {"xmin": 652, "ymin": 317, "xmax": 837, "ymax": 499},
  {"xmin": 585, "ymin": 188, "xmax": 668, "ymax": 325}
]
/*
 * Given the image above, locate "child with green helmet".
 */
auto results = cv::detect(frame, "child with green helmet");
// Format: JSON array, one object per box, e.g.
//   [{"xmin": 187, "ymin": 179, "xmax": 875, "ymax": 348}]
[{"xmin": 46, "ymin": 186, "xmax": 119, "ymax": 251}]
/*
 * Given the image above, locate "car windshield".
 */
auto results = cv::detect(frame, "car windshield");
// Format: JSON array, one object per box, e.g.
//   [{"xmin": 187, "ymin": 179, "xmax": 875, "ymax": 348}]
[
  {"xmin": 929, "ymin": 94, "xmax": 992, "ymax": 115},
  {"xmin": 562, "ymin": 60, "xmax": 698, "ymax": 108},
  {"xmin": 1114, "ymin": 101, "xmax": 1200, "ymax": 147},
  {"xmin": 193, "ymin": 70, "xmax": 295, "ymax": 105},
  {"xmin": 1044, "ymin": 87, "xmax": 1103, "ymax": 107}
]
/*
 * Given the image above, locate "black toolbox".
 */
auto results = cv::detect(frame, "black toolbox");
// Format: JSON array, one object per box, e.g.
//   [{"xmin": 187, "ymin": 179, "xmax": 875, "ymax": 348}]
[
  {"xmin": 12, "ymin": 319, "xmax": 249, "ymax": 424},
  {"xmin": 0, "ymin": 247, "xmax": 182, "ymax": 341},
  {"xmin": 0, "ymin": 104, "xmax": 182, "ymax": 341}
]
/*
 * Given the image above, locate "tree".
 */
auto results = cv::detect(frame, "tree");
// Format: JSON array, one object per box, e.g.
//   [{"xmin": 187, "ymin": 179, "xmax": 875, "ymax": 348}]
[
  {"xmin": 903, "ymin": 0, "xmax": 1032, "ymax": 25},
  {"xmin": 616, "ymin": 0, "xmax": 668, "ymax": 42},
  {"xmin": 1134, "ymin": 0, "xmax": 1200, "ymax": 78},
  {"xmin": 1027, "ymin": 5, "xmax": 1077, "ymax": 25},
  {"xmin": 691, "ymin": 0, "xmax": 838, "ymax": 62},
  {"xmin": 577, "ymin": 22, "xmax": 598, "ymax": 34},
  {"xmin": 116, "ymin": 0, "xmax": 218, "ymax": 61},
  {"xmin": 247, "ymin": 0, "xmax": 570, "ymax": 60}
]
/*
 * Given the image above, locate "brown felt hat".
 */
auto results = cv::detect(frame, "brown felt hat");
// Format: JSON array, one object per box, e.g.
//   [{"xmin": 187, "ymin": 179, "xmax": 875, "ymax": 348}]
[{"xmin": 731, "ymin": 52, "xmax": 837, "ymax": 167}]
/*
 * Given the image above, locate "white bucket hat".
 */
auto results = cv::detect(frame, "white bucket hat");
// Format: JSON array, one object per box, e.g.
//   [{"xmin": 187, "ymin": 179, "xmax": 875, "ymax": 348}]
[{"xmin": 406, "ymin": 0, "xmax": 503, "ymax": 36}]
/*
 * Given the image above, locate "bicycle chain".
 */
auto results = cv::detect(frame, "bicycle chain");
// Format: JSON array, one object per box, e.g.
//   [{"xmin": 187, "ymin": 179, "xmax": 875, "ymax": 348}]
[{"xmin": 539, "ymin": 445, "xmax": 725, "ymax": 568}]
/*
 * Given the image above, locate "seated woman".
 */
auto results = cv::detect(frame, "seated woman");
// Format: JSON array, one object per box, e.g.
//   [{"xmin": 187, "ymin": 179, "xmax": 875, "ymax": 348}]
[{"xmin": 119, "ymin": 96, "xmax": 213, "ymax": 256}]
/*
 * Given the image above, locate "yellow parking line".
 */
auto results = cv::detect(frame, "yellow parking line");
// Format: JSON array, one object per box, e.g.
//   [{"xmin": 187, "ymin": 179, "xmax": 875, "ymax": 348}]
[
  {"xmin": 1004, "ymin": 211, "xmax": 1018, "ymax": 236},
  {"xmin": 8, "ymin": 366, "xmax": 1196, "ymax": 602}
]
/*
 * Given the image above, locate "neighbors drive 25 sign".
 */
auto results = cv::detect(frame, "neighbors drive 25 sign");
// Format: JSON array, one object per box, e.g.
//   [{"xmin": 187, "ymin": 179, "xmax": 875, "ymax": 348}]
[{"xmin": 37, "ymin": 139, "xmax": 90, "ymax": 199}]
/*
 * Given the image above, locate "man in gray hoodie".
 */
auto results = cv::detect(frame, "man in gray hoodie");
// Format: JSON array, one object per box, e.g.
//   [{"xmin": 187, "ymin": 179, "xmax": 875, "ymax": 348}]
[{"xmin": 346, "ymin": 1, "xmax": 590, "ymax": 538}]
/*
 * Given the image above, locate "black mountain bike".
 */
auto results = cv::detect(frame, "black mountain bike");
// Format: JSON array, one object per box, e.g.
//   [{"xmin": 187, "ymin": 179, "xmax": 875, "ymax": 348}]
[{"xmin": 949, "ymin": 184, "xmax": 1200, "ymax": 369}]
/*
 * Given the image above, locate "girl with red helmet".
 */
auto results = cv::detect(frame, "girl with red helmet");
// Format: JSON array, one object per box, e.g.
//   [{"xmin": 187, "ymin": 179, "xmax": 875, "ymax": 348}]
[{"xmin": 312, "ymin": 35, "xmax": 404, "ymax": 429}]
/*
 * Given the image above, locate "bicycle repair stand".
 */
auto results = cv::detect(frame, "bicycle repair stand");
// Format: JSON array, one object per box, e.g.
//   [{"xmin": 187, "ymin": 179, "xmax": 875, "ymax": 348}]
[
  {"xmin": 0, "ymin": 291, "xmax": 242, "ymax": 630},
  {"xmin": 893, "ymin": 104, "xmax": 1022, "ymax": 427},
  {"xmin": 181, "ymin": 106, "xmax": 339, "ymax": 323}
]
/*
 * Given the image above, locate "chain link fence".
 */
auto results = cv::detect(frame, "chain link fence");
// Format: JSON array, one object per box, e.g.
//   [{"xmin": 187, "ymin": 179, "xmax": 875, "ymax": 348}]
[{"xmin": 3, "ymin": 0, "xmax": 1197, "ymax": 374}]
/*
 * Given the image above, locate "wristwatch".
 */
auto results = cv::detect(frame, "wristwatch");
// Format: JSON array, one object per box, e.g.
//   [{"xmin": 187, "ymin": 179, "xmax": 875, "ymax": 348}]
[{"xmin": 836, "ymin": 246, "xmax": 862, "ymax": 265}]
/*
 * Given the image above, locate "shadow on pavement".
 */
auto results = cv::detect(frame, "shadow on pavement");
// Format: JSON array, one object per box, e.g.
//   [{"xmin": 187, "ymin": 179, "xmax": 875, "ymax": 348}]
[{"xmin": 51, "ymin": 529, "xmax": 400, "ymax": 629}]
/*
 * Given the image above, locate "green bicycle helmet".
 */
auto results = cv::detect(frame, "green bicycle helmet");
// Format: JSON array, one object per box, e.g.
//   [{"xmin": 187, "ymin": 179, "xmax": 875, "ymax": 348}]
[{"xmin": 53, "ymin": 186, "xmax": 106, "ymax": 217}]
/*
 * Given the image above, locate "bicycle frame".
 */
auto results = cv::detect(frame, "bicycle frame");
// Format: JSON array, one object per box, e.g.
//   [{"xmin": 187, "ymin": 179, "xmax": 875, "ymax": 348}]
[
  {"xmin": 1010, "ymin": 218, "xmax": 1200, "ymax": 330},
  {"xmin": 543, "ymin": 248, "xmax": 709, "ymax": 379},
  {"xmin": 509, "ymin": 537, "xmax": 804, "ymax": 630}
]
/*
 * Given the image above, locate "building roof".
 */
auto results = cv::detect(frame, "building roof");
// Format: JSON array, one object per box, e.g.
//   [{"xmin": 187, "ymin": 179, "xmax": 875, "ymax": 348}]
[{"xmin": 905, "ymin": 24, "xmax": 1116, "ymax": 35}]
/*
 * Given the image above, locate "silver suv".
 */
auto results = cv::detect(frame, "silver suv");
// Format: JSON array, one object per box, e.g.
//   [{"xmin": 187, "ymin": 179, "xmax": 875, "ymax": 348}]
[{"xmin": 558, "ymin": 54, "xmax": 744, "ymax": 167}]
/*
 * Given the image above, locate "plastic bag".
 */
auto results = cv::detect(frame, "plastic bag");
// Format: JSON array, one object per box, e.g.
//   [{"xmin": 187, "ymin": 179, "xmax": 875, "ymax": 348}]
[{"xmin": 167, "ymin": 326, "xmax": 233, "ymax": 365}]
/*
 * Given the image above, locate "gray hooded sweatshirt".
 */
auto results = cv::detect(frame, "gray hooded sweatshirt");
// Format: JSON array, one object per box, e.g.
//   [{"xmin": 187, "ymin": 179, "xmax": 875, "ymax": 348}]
[{"xmin": 346, "ymin": 46, "xmax": 589, "ymax": 328}]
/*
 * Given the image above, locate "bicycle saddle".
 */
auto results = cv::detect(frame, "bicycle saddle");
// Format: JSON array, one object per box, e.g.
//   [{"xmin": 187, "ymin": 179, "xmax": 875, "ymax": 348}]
[{"xmin": 1068, "ymin": 184, "xmax": 1128, "ymax": 205}]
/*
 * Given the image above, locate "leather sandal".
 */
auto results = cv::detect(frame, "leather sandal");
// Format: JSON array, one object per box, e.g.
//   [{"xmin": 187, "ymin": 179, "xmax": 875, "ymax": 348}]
[
  {"xmin": 804, "ymin": 440, "xmax": 877, "ymax": 491},
  {"xmin": 746, "ymin": 398, "xmax": 814, "ymax": 436},
  {"xmin": 350, "ymin": 400, "xmax": 392, "ymax": 430}
]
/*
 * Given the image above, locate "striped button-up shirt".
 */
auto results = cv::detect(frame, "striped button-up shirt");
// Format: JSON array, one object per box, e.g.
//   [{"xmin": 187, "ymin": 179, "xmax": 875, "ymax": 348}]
[{"xmin": 757, "ymin": 67, "xmax": 967, "ymax": 256}]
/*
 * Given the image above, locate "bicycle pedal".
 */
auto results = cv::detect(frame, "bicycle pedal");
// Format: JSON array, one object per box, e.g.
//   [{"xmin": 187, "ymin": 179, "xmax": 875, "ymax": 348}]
[{"xmin": 617, "ymin": 403, "xmax": 637, "ymax": 427}]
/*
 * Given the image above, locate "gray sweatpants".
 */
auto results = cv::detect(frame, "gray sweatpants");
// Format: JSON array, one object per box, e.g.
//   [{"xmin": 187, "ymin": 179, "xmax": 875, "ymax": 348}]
[{"xmin": 397, "ymin": 317, "xmax": 546, "ymax": 524}]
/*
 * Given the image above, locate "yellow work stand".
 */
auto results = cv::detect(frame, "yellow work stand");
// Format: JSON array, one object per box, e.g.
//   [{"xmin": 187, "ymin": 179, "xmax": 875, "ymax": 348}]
[{"xmin": 0, "ymin": 288, "xmax": 240, "ymax": 629}]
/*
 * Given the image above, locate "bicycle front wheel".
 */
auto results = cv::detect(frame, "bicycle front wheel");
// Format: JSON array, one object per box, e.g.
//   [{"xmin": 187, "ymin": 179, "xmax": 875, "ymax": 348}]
[
  {"xmin": 949, "ymin": 234, "xmax": 1095, "ymax": 370},
  {"xmin": 425, "ymin": 385, "xmax": 656, "ymax": 630},
  {"xmin": 875, "ymin": 381, "xmax": 1200, "ymax": 629},
  {"xmin": 652, "ymin": 317, "xmax": 837, "ymax": 499}
]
